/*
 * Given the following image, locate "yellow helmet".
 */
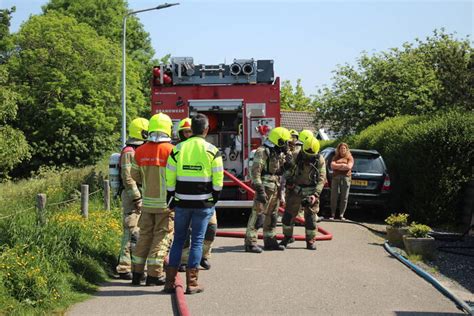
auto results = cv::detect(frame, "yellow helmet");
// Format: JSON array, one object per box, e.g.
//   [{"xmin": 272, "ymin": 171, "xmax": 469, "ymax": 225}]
[
  {"xmin": 149, "ymin": 112, "xmax": 172, "ymax": 136},
  {"xmin": 268, "ymin": 127, "xmax": 291, "ymax": 147},
  {"xmin": 178, "ymin": 118, "xmax": 192, "ymax": 131},
  {"xmin": 289, "ymin": 129, "xmax": 299, "ymax": 138},
  {"xmin": 128, "ymin": 118, "xmax": 149, "ymax": 140},
  {"xmin": 303, "ymin": 136, "xmax": 320, "ymax": 155},
  {"xmin": 299, "ymin": 129, "xmax": 314, "ymax": 144}
]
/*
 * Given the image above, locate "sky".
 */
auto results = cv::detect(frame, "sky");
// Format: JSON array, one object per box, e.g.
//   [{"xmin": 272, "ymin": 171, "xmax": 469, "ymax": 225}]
[{"xmin": 2, "ymin": 0, "xmax": 473, "ymax": 95}]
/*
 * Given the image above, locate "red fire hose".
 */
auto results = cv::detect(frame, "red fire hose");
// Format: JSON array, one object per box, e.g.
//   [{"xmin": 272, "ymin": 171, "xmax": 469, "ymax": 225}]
[
  {"xmin": 219, "ymin": 170, "xmax": 333, "ymax": 241},
  {"xmin": 174, "ymin": 273, "xmax": 190, "ymax": 316},
  {"xmin": 164, "ymin": 258, "xmax": 190, "ymax": 316}
]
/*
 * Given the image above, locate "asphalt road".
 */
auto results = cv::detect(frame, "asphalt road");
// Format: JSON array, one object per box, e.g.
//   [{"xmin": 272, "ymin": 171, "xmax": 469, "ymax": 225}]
[{"xmin": 67, "ymin": 220, "xmax": 464, "ymax": 316}]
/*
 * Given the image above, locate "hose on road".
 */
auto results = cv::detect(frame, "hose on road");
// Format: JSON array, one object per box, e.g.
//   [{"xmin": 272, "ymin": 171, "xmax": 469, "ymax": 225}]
[{"xmin": 384, "ymin": 242, "xmax": 474, "ymax": 315}]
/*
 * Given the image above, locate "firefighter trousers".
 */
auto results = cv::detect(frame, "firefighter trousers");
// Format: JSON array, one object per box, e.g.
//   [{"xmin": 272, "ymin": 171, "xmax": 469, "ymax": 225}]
[
  {"xmin": 116, "ymin": 191, "xmax": 141, "ymax": 274},
  {"xmin": 132, "ymin": 211, "xmax": 174, "ymax": 277},
  {"xmin": 180, "ymin": 210, "xmax": 217, "ymax": 264},
  {"xmin": 282, "ymin": 191, "xmax": 319, "ymax": 241},
  {"xmin": 245, "ymin": 188, "xmax": 280, "ymax": 246}
]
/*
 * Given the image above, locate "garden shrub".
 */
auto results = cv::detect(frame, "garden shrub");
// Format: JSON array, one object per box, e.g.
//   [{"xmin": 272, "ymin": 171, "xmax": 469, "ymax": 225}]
[{"xmin": 350, "ymin": 110, "xmax": 473, "ymax": 225}]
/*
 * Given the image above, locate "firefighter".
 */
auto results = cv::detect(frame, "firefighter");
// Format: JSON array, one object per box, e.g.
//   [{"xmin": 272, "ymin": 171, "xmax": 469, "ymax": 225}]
[
  {"xmin": 298, "ymin": 129, "xmax": 314, "ymax": 144},
  {"xmin": 178, "ymin": 117, "xmax": 218, "ymax": 271},
  {"xmin": 130, "ymin": 113, "xmax": 175, "ymax": 286},
  {"xmin": 177, "ymin": 117, "xmax": 192, "ymax": 142},
  {"xmin": 116, "ymin": 118, "xmax": 149, "ymax": 280},
  {"xmin": 288, "ymin": 129, "xmax": 300, "ymax": 152},
  {"xmin": 280, "ymin": 136, "xmax": 326, "ymax": 250},
  {"xmin": 245, "ymin": 126, "xmax": 292, "ymax": 253}
]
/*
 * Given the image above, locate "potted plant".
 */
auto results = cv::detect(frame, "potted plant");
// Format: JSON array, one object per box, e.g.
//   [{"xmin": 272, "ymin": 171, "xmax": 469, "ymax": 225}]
[
  {"xmin": 385, "ymin": 213, "xmax": 409, "ymax": 247},
  {"xmin": 403, "ymin": 222, "xmax": 436, "ymax": 259}
]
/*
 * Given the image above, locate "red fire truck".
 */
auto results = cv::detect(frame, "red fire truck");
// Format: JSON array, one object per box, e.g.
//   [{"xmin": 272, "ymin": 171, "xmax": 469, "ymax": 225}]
[{"xmin": 151, "ymin": 57, "xmax": 280, "ymax": 208}]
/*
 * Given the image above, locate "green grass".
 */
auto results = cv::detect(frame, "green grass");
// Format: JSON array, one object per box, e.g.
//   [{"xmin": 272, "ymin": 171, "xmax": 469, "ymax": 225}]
[{"xmin": 0, "ymin": 159, "xmax": 123, "ymax": 315}]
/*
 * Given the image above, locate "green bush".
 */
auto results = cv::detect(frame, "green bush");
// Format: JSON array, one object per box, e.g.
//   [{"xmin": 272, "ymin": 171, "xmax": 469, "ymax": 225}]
[
  {"xmin": 385, "ymin": 213, "xmax": 409, "ymax": 228},
  {"xmin": 350, "ymin": 110, "xmax": 473, "ymax": 225},
  {"xmin": 407, "ymin": 222, "xmax": 432, "ymax": 238}
]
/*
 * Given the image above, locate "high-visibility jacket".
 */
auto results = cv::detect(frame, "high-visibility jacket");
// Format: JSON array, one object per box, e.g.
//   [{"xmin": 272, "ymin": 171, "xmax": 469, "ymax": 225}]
[
  {"xmin": 166, "ymin": 135, "xmax": 224, "ymax": 208},
  {"xmin": 131, "ymin": 141, "xmax": 174, "ymax": 213}
]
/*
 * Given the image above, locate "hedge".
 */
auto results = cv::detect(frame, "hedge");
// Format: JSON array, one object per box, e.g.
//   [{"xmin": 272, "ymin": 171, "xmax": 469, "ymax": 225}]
[{"xmin": 349, "ymin": 110, "xmax": 473, "ymax": 225}]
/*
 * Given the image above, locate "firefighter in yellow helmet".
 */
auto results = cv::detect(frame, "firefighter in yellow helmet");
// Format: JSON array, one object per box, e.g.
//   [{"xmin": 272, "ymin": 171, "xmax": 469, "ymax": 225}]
[
  {"xmin": 177, "ymin": 117, "xmax": 192, "ymax": 142},
  {"xmin": 245, "ymin": 126, "xmax": 292, "ymax": 253},
  {"xmin": 177, "ymin": 118, "xmax": 218, "ymax": 271},
  {"xmin": 288, "ymin": 129, "xmax": 299, "ymax": 150},
  {"xmin": 116, "ymin": 118, "xmax": 149, "ymax": 280},
  {"xmin": 298, "ymin": 129, "xmax": 314, "ymax": 144},
  {"xmin": 280, "ymin": 136, "xmax": 326, "ymax": 250},
  {"xmin": 130, "ymin": 113, "xmax": 175, "ymax": 285}
]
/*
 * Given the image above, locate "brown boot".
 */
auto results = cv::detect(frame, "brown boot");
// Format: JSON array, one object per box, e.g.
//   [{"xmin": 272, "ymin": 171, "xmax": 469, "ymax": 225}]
[
  {"xmin": 163, "ymin": 267, "xmax": 178, "ymax": 293},
  {"xmin": 186, "ymin": 268, "xmax": 204, "ymax": 294}
]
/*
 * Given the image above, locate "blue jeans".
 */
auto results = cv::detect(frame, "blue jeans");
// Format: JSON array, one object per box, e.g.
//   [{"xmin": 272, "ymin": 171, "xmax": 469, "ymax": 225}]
[{"xmin": 169, "ymin": 206, "xmax": 215, "ymax": 268}]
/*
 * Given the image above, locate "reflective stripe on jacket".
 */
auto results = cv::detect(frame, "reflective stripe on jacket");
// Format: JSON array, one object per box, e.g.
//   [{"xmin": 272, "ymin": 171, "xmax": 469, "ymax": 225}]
[
  {"xmin": 131, "ymin": 141, "xmax": 174, "ymax": 213},
  {"xmin": 166, "ymin": 136, "xmax": 224, "ymax": 208}
]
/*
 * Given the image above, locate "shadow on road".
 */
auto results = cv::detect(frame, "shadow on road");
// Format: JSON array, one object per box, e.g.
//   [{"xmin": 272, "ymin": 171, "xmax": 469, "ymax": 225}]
[{"xmin": 212, "ymin": 245, "xmax": 245, "ymax": 254}]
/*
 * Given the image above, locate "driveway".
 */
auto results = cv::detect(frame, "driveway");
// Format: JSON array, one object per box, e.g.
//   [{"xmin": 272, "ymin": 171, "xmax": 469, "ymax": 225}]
[{"xmin": 68, "ymin": 221, "xmax": 464, "ymax": 315}]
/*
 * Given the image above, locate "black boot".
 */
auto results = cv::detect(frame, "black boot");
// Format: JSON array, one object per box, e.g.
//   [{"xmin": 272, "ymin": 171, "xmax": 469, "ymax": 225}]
[
  {"xmin": 200, "ymin": 258, "xmax": 211, "ymax": 270},
  {"xmin": 279, "ymin": 236, "xmax": 295, "ymax": 248},
  {"xmin": 131, "ymin": 272, "xmax": 143, "ymax": 286},
  {"xmin": 306, "ymin": 240, "xmax": 317, "ymax": 250},
  {"xmin": 119, "ymin": 272, "xmax": 133, "ymax": 280},
  {"xmin": 245, "ymin": 244, "xmax": 263, "ymax": 253},
  {"xmin": 264, "ymin": 238, "xmax": 285, "ymax": 251},
  {"xmin": 146, "ymin": 275, "xmax": 166, "ymax": 286}
]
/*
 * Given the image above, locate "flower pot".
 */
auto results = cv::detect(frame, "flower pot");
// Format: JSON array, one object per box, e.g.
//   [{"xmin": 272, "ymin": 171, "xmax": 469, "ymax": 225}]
[
  {"xmin": 403, "ymin": 235, "xmax": 436, "ymax": 259},
  {"xmin": 386, "ymin": 226, "xmax": 409, "ymax": 248}
]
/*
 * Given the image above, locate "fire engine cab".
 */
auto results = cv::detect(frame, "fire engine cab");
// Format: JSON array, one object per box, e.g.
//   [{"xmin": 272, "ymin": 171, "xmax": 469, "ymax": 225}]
[{"xmin": 151, "ymin": 57, "xmax": 280, "ymax": 208}]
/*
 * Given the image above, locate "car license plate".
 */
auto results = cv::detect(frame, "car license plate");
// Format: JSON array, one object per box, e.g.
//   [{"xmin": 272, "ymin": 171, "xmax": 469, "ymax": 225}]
[{"xmin": 352, "ymin": 179, "xmax": 368, "ymax": 186}]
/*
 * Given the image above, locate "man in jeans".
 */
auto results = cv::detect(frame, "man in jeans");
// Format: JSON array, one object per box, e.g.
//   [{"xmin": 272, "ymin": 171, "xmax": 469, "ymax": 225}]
[{"xmin": 164, "ymin": 114, "xmax": 224, "ymax": 294}]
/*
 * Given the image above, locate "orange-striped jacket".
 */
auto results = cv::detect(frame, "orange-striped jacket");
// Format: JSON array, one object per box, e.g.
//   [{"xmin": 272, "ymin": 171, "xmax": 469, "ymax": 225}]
[{"xmin": 131, "ymin": 141, "xmax": 174, "ymax": 213}]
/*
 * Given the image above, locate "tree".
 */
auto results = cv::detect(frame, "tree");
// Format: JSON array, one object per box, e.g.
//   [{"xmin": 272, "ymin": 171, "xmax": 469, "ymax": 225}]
[
  {"xmin": 0, "ymin": 8, "xmax": 30, "ymax": 179},
  {"xmin": 280, "ymin": 79, "xmax": 312, "ymax": 111},
  {"xmin": 43, "ymin": 0, "xmax": 157, "ymax": 100},
  {"xmin": 314, "ymin": 30, "xmax": 473, "ymax": 135},
  {"xmin": 8, "ymin": 12, "xmax": 145, "ymax": 175}
]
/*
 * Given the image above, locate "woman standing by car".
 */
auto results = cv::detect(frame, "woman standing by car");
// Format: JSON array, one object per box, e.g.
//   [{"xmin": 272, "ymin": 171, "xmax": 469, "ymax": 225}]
[{"xmin": 330, "ymin": 143, "xmax": 353, "ymax": 220}]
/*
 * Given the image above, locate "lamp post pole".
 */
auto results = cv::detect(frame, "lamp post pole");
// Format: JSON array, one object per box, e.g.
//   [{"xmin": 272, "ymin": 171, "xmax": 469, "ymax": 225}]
[{"xmin": 121, "ymin": 3, "xmax": 179, "ymax": 148}]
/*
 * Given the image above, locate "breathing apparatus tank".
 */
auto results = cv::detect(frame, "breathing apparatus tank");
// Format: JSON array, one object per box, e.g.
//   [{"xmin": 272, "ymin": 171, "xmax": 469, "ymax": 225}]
[{"xmin": 109, "ymin": 153, "xmax": 121, "ymax": 197}]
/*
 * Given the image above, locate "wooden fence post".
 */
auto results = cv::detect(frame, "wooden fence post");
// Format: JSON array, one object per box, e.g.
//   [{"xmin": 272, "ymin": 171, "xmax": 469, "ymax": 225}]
[
  {"xmin": 103, "ymin": 180, "xmax": 110, "ymax": 211},
  {"xmin": 81, "ymin": 184, "xmax": 89, "ymax": 219},
  {"xmin": 36, "ymin": 193, "xmax": 46, "ymax": 226}
]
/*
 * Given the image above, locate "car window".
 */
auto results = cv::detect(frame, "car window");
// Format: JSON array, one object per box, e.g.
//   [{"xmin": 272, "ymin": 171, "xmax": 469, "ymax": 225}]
[{"xmin": 353, "ymin": 155, "xmax": 384, "ymax": 173}]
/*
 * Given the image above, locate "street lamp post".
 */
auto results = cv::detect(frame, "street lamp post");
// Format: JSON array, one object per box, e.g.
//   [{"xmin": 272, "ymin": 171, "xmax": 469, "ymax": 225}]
[{"xmin": 121, "ymin": 3, "xmax": 179, "ymax": 148}]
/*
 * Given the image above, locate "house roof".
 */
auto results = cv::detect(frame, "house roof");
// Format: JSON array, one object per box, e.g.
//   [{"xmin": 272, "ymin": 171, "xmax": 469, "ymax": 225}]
[{"xmin": 280, "ymin": 110, "xmax": 317, "ymax": 132}]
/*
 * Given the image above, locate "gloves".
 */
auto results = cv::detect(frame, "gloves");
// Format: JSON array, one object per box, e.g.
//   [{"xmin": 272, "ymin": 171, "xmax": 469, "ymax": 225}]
[
  {"xmin": 133, "ymin": 198, "xmax": 142, "ymax": 211},
  {"xmin": 255, "ymin": 185, "xmax": 268, "ymax": 204},
  {"xmin": 308, "ymin": 195, "xmax": 319, "ymax": 206},
  {"xmin": 283, "ymin": 152, "xmax": 293, "ymax": 169},
  {"xmin": 212, "ymin": 190, "xmax": 221, "ymax": 204},
  {"xmin": 167, "ymin": 191, "xmax": 176, "ymax": 210}
]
